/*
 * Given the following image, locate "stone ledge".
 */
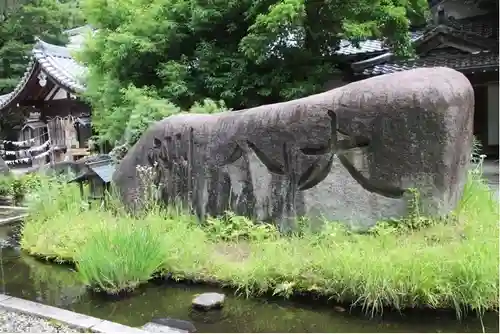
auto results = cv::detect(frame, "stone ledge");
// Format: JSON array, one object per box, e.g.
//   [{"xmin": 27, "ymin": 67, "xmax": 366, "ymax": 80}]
[{"xmin": 0, "ymin": 294, "xmax": 151, "ymax": 333}]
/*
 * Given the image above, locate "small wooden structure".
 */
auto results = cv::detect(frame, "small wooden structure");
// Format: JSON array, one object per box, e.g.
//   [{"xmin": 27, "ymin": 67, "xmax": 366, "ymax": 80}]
[{"xmin": 68, "ymin": 158, "xmax": 115, "ymax": 204}]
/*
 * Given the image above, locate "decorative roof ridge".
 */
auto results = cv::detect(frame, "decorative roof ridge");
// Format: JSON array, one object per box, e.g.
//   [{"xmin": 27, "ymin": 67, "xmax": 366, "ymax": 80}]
[
  {"xmin": 33, "ymin": 38, "xmax": 75, "ymax": 59},
  {"xmin": 336, "ymin": 11, "xmax": 498, "ymax": 56},
  {"xmin": 351, "ymin": 53, "xmax": 394, "ymax": 72},
  {"xmin": 64, "ymin": 25, "xmax": 94, "ymax": 36}
]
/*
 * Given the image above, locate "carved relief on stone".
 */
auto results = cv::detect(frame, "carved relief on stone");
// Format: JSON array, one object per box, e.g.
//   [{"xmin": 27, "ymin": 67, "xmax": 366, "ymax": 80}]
[{"xmin": 114, "ymin": 67, "xmax": 475, "ymax": 230}]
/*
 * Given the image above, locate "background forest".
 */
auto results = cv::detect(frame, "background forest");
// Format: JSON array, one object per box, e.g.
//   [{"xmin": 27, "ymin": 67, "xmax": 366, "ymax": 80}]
[{"xmin": 1, "ymin": 0, "xmax": 442, "ymax": 148}]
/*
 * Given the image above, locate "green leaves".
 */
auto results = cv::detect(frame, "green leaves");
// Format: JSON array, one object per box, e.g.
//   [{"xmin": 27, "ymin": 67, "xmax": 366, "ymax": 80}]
[
  {"xmin": 240, "ymin": 0, "xmax": 306, "ymax": 62},
  {"xmin": 79, "ymin": 0, "xmax": 428, "ymax": 147}
]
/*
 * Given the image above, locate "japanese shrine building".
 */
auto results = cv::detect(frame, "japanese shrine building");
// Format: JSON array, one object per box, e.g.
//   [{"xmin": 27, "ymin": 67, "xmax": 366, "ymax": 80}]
[
  {"xmin": 0, "ymin": 26, "xmax": 92, "ymax": 166},
  {"xmin": 336, "ymin": 0, "xmax": 499, "ymax": 156}
]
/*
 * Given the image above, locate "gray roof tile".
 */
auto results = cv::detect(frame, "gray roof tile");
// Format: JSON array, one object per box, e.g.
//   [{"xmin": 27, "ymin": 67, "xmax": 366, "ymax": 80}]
[
  {"xmin": 336, "ymin": 14, "xmax": 498, "ymax": 56},
  {"xmin": 360, "ymin": 49, "xmax": 499, "ymax": 76},
  {"xmin": 335, "ymin": 31, "xmax": 423, "ymax": 56}
]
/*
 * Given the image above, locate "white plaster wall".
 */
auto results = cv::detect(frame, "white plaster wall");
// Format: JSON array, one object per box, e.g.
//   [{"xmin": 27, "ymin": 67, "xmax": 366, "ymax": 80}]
[
  {"xmin": 487, "ymin": 83, "xmax": 499, "ymax": 146},
  {"xmin": 44, "ymin": 87, "xmax": 69, "ymax": 101}
]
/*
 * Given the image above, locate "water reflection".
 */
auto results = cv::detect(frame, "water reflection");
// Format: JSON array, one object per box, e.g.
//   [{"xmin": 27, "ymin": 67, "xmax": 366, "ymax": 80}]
[{"xmin": 0, "ymin": 224, "xmax": 498, "ymax": 333}]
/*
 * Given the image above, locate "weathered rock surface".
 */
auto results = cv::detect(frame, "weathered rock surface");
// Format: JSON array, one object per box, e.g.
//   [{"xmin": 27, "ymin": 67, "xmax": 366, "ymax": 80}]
[
  {"xmin": 112, "ymin": 67, "xmax": 474, "ymax": 230},
  {"xmin": 192, "ymin": 293, "xmax": 225, "ymax": 310}
]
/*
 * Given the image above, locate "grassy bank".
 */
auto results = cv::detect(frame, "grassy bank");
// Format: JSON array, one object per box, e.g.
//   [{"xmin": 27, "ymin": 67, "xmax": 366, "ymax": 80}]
[{"xmin": 20, "ymin": 168, "xmax": 499, "ymax": 318}]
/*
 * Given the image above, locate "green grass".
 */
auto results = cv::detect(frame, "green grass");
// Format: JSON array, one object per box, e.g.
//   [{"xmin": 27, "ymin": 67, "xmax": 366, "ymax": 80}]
[
  {"xmin": 20, "ymin": 169, "xmax": 499, "ymax": 318},
  {"xmin": 75, "ymin": 219, "xmax": 168, "ymax": 293}
]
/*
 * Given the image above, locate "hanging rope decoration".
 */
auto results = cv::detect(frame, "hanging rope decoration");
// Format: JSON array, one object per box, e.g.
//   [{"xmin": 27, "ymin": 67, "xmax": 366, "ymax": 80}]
[
  {"xmin": 0, "ymin": 130, "xmax": 48, "ymax": 148},
  {"xmin": 0, "ymin": 131, "xmax": 53, "ymax": 166},
  {"xmin": 1, "ymin": 137, "xmax": 36, "ymax": 148},
  {"xmin": 2, "ymin": 115, "xmax": 85, "ymax": 167}
]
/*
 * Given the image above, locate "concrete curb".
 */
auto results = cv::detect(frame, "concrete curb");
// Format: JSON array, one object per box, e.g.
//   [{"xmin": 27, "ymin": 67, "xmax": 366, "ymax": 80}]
[
  {"xmin": 0, "ymin": 206, "xmax": 28, "ymax": 210},
  {"xmin": 0, "ymin": 294, "xmax": 151, "ymax": 333},
  {"xmin": 0, "ymin": 214, "xmax": 28, "ymax": 226}
]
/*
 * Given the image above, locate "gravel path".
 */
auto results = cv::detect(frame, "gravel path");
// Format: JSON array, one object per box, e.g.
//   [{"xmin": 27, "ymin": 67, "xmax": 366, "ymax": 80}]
[{"xmin": 0, "ymin": 309, "xmax": 81, "ymax": 333}]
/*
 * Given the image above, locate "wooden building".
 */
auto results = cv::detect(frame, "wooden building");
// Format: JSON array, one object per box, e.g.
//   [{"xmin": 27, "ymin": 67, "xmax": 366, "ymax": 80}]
[
  {"xmin": 335, "ymin": 0, "xmax": 499, "ymax": 156},
  {"xmin": 0, "ymin": 27, "xmax": 92, "ymax": 168}
]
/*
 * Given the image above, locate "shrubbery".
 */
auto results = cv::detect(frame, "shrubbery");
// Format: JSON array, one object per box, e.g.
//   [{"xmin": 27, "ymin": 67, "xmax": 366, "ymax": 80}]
[
  {"xmin": 0, "ymin": 172, "xmax": 44, "ymax": 205},
  {"xmin": 20, "ymin": 162, "xmax": 499, "ymax": 317}
]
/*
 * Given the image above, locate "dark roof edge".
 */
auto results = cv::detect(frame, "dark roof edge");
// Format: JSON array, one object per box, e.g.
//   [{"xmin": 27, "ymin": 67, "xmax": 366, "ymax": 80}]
[{"xmin": 351, "ymin": 52, "xmax": 395, "ymax": 72}]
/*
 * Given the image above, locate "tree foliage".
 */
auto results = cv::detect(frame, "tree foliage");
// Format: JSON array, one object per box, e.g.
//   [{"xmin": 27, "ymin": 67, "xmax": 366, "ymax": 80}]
[{"xmin": 79, "ymin": 0, "xmax": 428, "ymax": 146}]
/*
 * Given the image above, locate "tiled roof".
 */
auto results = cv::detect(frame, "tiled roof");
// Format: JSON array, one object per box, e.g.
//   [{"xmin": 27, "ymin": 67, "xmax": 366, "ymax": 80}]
[
  {"xmin": 0, "ymin": 34, "xmax": 87, "ymax": 110},
  {"xmin": 359, "ymin": 49, "xmax": 499, "ymax": 76},
  {"xmin": 65, "ymin": 25, "xmax": 93, "ymax": 49},
  {"xmin": 336, "ymin": 13, "xmax": 497, "ymax": 56},
  {"xmin": 32, "ymin": 40, "xmax": 86, "ymax": 93},
  {"xmin": 335, "ymin": 31, "xmax": 423, "ymax": 56},
  {"xmin": 448, "ymin": 14, "xmax": 499, "ymax": 39}
]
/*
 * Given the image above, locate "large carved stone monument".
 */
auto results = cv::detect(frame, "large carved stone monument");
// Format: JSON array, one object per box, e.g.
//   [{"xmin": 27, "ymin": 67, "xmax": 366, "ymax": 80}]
[{"xmin": 112, "ymin": 67, "xmax": 474, "ymax": 230}]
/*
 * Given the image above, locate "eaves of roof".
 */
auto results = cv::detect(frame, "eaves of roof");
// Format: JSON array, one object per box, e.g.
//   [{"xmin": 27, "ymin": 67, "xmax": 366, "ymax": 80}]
[
  {"xmin": 356, "ymin": 49, "xmax": 499, "ymax": 77},
  {"xmin": 0, "ymin": 38, "xmax": 87, "ymax": 111}
]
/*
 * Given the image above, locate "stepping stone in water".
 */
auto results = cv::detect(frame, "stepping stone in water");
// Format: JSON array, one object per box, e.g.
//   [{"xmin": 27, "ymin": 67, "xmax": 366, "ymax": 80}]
[
  {"xmin": 152, "ymin": 318, "xmax": 196, "ymax": 333},
  {"xmin": 142, "ymin": 322, "xmax": 186, "ymax": 333},
  {"xmin": 192, "ymin": 292, "xmax": 225, "ymax": 310}
]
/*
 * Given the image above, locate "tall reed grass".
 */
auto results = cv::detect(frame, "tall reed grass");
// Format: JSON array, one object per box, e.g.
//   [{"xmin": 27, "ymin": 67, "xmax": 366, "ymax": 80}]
[
  {"xmin": 20, "ymin": 165, "xmax": 499, "ymax": 317},
  {"xmin": 76, "ymin": 218, "xmax": 167, "ymax": 293}
]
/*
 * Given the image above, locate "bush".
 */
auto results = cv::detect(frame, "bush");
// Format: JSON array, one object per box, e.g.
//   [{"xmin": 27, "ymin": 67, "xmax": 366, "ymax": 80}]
[
  {"xmin": 205, "ymin": 211, "xmax": 279, "ymax": 242},
  {"xmin": 0, "ymin": 172, "xmax": 45, "ymax": 205}
]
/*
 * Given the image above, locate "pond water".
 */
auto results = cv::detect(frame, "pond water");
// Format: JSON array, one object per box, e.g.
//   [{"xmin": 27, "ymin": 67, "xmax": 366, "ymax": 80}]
[{"xmin": 0, "ymin": 223, "xmax": 498, "ymax": 333}]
